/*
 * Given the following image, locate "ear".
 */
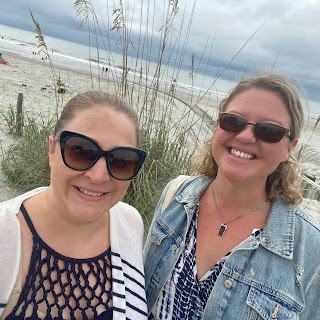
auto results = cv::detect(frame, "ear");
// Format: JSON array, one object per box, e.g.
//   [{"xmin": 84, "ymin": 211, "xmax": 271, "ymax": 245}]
[
  {"xmin": 48, "ymin": 135, "xmax": 56, "ymax": 168},
  {"xmin": 281, "ymin": 138, "xmax": 298, "ymax": 163}
]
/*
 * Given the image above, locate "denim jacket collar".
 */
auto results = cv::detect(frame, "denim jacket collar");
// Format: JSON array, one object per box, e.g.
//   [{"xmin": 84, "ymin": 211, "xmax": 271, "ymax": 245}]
[
  {"xmin": 175, "ymin": 176, "xmax": 295, "ymax": 260},
  {"xmin": 261, "ymin": 199, "xmax": 295, "ymax": 259}
]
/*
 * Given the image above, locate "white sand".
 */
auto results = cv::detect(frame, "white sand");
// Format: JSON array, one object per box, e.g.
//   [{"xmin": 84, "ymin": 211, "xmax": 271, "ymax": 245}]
[
  {"xmin": 0, "ymin": 51, "xmax": 319, "ymax": 223},
  {"xmin": 0, "ymin": 51, "xmax": 121, "ymax": 200},
  {"xmin": 0, "ymin": 51, "xmax": 211, "ymax": 196}
]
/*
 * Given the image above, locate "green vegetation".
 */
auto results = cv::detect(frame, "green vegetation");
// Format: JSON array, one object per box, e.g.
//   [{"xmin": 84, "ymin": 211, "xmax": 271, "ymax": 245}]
[
  {"xmin": 1, "ymin": 113, "xmax": 55, "ymax": 191},
  {"xmin": 0, "ymin": 91, "xmax": 193, "ymax": 233},
  {"xmin": 0, "ymin": 0, "xmax": 261, "ymax": 233},
  {"xmin": 0, "ymin": 104, "xmax": 22, "ymax": 135}
]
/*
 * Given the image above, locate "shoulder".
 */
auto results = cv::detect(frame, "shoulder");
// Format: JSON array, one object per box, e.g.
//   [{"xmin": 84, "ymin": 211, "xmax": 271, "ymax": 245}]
[
  {"xmin": 270, "ymin": 199, "xmax": 320, "ymax": 231},
  {"xmin": 150, "ymin": 175, "xmax": 213, "ymax": 221},
  {"xmin": 262, "ymin": 200, "xmax": 320, "ymax": 266},
  {"xmin": 110, "ymin": 201, "xmax": 144, "ymax": 236},
  {"xmin": 293, "ymin": 204, "xmax": 320, "ymax": 232},
  {"xmin": 0, "ymin": 187, "xmax": 47, "ymax": 246},
  {"xmin": 163, "ymin": 175, "xmax": 212, "ymax": 199},
  {"xmin": 0, "ymin": 187, "xmax": 47, "ymax": 217},
  {"xmin": 109, "ymin": 202, "xmax": 145, "ymax": 268},
  {"xmin": 111, "ymin": 201, "xmax": 143, "ymax": 223},
  {"xmin": 292, "ymin": 206, "xmax": 320, "ymax": 248},
  {"xmin": 274, "ymin": 200, "xmax": 320, "ymax": 242},
  {"xmin": 285, "ymin": 204, "xmax": 320, "ymax": 271},
  {"xmin": 0, "ymin": 190, "xmax": 48, "ymax": 303}
]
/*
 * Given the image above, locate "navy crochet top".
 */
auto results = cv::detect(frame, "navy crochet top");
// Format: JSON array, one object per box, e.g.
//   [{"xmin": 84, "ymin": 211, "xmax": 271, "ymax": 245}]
[{"xmin": 5, "ymin": 204, "xmax": 113, "ymax": 320}]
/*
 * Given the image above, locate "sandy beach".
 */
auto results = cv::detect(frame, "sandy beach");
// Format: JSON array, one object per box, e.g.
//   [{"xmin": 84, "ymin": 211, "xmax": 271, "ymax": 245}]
[
  {"xmin": 0, "ymin": 51, "xmax": 121, "ymax": 200},
  {"xmin": 0, "ymin": 51, "xmax": 320, "ymax": 223}
]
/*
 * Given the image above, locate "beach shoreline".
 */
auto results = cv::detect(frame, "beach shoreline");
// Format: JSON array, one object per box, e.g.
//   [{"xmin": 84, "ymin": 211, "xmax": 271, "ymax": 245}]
[
  {"xmin": 0, "ymin": 51, "xmax": 320, "ymax": 223},
  {"xmin": 0, "ymin": 51, "xmax": 215, "ymax": 194},
  {"xmin": 0, "ymin": 51, "xmax": 117, "ymax": 199}
]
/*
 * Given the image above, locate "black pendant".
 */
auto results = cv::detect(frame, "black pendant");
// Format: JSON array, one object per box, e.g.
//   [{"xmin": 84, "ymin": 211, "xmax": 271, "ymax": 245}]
[{"xmin": 218, "ymin": 224, "xmax": 227, "ymax": 236}]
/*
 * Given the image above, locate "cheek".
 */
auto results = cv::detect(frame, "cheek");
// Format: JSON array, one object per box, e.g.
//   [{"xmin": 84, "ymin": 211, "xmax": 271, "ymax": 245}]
[
  {"xmin": 211, "ymin": 134, "xmax": 219, "ymax": 158},
  {"xmin": 212, "ymin": 128, "xmax": 232, "ymax": 151},
  {"xmin": 212, "ymin": 128, "xmax": 223, "ymax": 145},
  {"xmin": 49, "ymin": 150, "xmax": 73, "ymax": 183},
  {"xmin": 49, "ymin": 143, "xmax": 64, "ymax": 172},
  {"xmin": 49, "ymin": 152, "xmax": 58, "ymax": 173},
  {"xmin": 262, "ymin": 143, "xmax": 289, "ymax": 163},
  {"xmin": 115, "ymin": 181, "xmax": 130, "ymax": 197},
  {"xmin": 49, "ymin": 148, "xmax": 63, "ymax": 173},
  {"xmin": 121, "ymin": 181, "xmax": 130, "ymax": 192}
]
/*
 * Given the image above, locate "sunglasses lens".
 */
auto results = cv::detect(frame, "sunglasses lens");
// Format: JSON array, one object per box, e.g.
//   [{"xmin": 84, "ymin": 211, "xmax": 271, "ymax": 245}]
[
  {"xmin": 64, "ymin": 136, "xmax": 99, "ymax": 169},
  {"xmin": 254, "ymin": 123, "xmax": 285, "ymax": 143},
  {"xmin": 108, "ymin": 149, "xmax": 141, "ymax": 180},
  {"xmin": 219, "ymin": 114, "xmax": 288, "ymax": 143},
  {"xmin": 219, "ymin": 113, "xmax": 246, "ymax": 132},
  {"xmin": 60, "ymin": 131, "xmax": 145, "ymax": 180}
]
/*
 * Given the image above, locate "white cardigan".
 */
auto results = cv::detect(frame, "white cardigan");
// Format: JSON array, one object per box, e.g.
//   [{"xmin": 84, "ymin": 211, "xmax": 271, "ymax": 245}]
[{"xmin": 0, "ymin": 188, "xmax": 148, "ymax": 319}]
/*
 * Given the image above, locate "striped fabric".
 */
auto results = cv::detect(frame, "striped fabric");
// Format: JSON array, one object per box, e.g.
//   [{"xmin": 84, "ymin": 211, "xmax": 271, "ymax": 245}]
[{"xmin": 111, "ymin": 252, "xmax": 148, "ymax": 319}]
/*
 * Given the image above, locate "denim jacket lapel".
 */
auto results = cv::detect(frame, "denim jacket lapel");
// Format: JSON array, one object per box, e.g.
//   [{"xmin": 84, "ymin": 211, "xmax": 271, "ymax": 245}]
[{"xmin": 260, "ymin": 199, "xmax": 295, "ymax": 259}]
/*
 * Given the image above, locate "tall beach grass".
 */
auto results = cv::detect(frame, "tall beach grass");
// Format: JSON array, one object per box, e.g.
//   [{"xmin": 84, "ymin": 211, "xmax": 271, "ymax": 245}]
[
  {"xmin": 1, "ymin": 0, "xmax": 218, "ymax": 233},
  {"xmin": 2, "ymin": 0, "xmax": 317, "ymax": 233}
]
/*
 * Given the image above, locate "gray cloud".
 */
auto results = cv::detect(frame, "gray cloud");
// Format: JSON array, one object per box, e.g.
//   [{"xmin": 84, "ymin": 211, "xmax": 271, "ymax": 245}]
[{"xmin": 0, "ymin": 0, "xmax": 319, "ymax": 101}]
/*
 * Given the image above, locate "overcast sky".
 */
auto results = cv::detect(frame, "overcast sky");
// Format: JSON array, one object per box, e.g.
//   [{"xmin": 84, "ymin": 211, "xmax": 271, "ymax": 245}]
[{"xmin": 0, "ymin": 0, "xmax": 319, "ymax": 101}]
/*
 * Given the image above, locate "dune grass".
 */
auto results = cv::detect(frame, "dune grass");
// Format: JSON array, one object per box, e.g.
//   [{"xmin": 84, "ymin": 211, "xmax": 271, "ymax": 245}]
[
  {"xmin": 0, "ymin": 1, "xmax": 198, "ymax": 233},
  {"xmin": 0, "ymin": 0, "xmax": 277, "ymax": 233}
]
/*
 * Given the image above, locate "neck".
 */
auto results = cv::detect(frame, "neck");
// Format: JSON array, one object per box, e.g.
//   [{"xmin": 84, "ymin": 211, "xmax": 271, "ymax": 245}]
[
  {"xmin": 210, "ymin": 177, "xmax": 269, "ymax": 236},
  {"xmin": 213, "ymin": 172, "xmax": 268, "ymax": 207},
  {"xmin": 24, "ymin": 188, "xmax": 110, "ymax": 257},
  {"xmin": 45, "ymin": 188, "xmax": 109, "ymax": 234}
]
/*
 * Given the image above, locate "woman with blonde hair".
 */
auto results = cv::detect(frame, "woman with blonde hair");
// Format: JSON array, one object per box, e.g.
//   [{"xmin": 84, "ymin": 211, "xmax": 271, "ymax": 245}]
[{"xmin": 144, "ymin": 74, "xmax": 320, "ymax": 319}]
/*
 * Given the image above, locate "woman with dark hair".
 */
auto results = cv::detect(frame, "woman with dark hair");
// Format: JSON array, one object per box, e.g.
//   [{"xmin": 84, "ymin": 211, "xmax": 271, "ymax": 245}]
[
  {"xmin": 144, "ymin": 74, "xmax": 320, "ymax": 319},
  {"xmin": 0, "ymin": 91, "xmax": 148, "ymax": 320}
]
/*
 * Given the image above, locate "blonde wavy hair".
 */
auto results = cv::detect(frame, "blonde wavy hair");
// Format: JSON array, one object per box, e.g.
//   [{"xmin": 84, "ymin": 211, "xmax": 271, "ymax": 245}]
[{"xmin": 192, "ymin": 74, "xmax": 306, "ymax": 205}]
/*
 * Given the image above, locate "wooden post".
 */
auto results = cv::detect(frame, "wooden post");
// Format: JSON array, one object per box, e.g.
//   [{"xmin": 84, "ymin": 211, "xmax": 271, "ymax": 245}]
[{"xmin": 16, "ymin": 93, "xmax": 23, "ymax": 136}]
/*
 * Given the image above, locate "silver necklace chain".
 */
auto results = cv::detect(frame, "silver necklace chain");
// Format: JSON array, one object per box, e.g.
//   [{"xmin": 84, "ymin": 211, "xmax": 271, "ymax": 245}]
[{"xmin": 211, "ymin": 183, "xmax": 267, "ymax": 236}]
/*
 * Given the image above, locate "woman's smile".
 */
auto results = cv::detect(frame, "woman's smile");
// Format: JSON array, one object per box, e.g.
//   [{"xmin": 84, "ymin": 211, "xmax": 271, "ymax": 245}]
[
  {"xmin": 76, "ymin": 186, "xmax": 106, "ymax": 197},
  {"xmin": 228, "ymin": 147, "xmax": 256, "ymax": 160}
]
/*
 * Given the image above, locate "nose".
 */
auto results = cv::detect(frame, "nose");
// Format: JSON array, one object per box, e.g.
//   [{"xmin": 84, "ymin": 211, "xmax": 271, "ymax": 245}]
[
  {"xmin": 235, "ymin": 123, "xmax": 257, "ymax": 144},
  {"xmin": 84, "ymin": 156, "xmax": 112, "ymax": 182}
]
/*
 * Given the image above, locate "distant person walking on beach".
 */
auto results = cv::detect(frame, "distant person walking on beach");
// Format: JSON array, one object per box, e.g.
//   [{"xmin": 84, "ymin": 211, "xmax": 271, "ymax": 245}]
[
  {"xmin": 169, "ymin": 78, "xmax": 176, "ymax": 95},
  {"xmin": 144, "ymin": 74, "xmax": 320, "ymax": 319},
  {"xmin": 0, "ymin": 91, "xmax": 148, "ymax": 319}
]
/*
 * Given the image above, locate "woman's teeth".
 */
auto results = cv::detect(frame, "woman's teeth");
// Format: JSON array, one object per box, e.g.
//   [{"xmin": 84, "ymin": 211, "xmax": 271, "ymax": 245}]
[
  {"xmin": 230, "ymin": 148, "xmax": 254, "ymax": 160},
  {"xmin": 78, "ymin": 187, "xmax": 104, "ymax": 196}
]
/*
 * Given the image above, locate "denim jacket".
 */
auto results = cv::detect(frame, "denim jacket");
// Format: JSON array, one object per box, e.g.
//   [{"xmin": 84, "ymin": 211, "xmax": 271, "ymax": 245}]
[{"xmin": 144, "ymin": 176, "xmax": 320, "ymax": 320}]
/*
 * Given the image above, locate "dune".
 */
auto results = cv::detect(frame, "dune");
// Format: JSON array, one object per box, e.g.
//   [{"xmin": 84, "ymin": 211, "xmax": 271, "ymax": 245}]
[{"xmin": 0, "ymin": 50, "xmax": 320, "ymax": 223}]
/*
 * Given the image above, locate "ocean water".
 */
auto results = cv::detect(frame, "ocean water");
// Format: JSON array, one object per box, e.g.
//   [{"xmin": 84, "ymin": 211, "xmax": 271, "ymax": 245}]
[{"xmin": 1, "ymin": 23, "xmax": 319, "ymax": 123}]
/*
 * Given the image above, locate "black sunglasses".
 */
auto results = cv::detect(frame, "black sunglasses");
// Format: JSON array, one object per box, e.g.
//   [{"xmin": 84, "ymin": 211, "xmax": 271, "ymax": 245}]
[
  {"xmin": 218, "ymin": 113, "xmax": 293, "ymax": 143},
  {"xmin": 55, "ymin": 131, "xmax": 146, "ymax": 181}
]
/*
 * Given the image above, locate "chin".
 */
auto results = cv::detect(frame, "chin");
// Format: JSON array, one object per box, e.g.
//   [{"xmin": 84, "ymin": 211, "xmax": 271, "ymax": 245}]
[
  {"xmin": 69, "ymin": 205, "xmax": 108, "ymax": 223},
  {"xmin": 220, "ymin": 168, "xmax": 256, "ymax": 183}
]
